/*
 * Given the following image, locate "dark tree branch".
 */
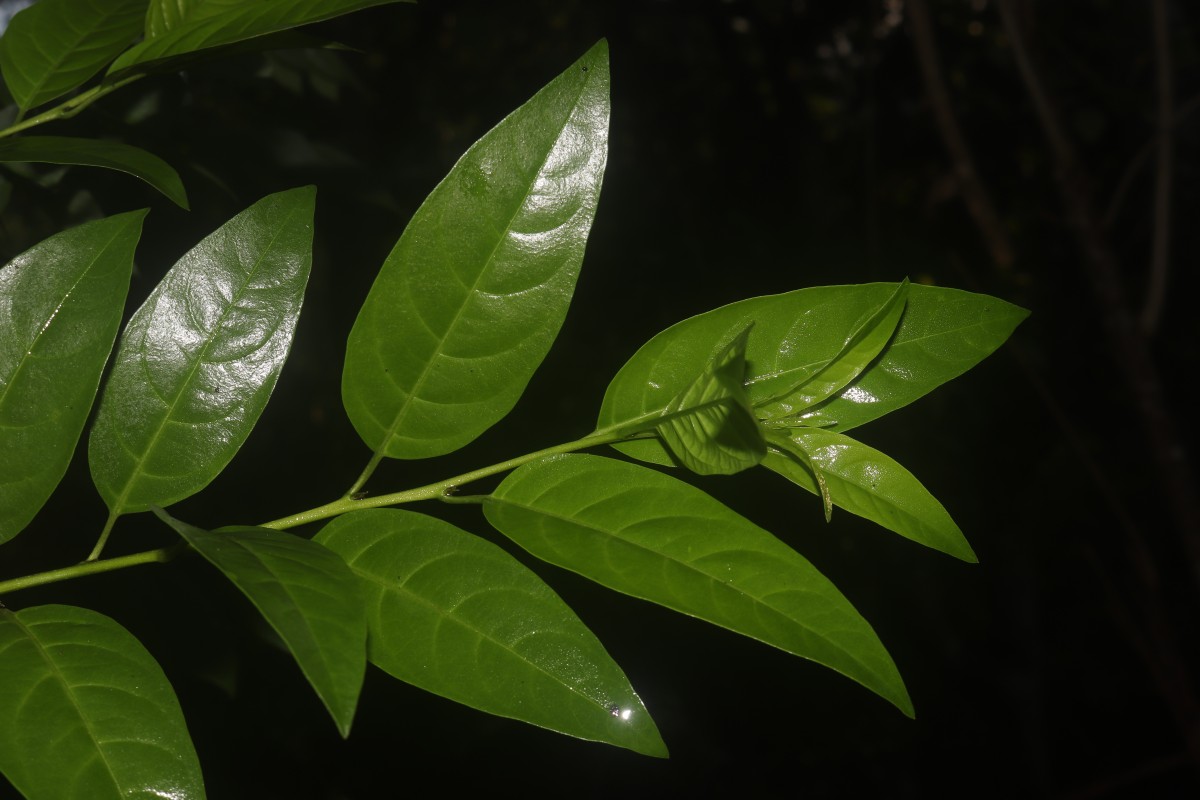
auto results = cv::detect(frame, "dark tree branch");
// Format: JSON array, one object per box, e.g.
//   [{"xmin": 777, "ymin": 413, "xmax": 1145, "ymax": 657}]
[
  {"xmin": 1142, "ymin": 0, "xmax": 1173, "ymax": 334},
  {"xmin": 996, "ymin": 0, "xmax": 1200, "ymax": 772},
  {"xmin": 908, "ymin": 0, "xmax": 1014, "ymax": 270}
]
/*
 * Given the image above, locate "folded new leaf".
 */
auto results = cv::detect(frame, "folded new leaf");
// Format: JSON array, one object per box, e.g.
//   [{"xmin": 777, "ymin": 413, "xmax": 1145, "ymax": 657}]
[{"xmin": 654, "ymin": 324, "xmax": 765, "ymax": 475}]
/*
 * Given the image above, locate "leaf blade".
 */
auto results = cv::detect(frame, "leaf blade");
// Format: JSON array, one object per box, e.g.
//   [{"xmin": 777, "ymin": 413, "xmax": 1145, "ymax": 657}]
[
  {"xmin": 0, "ymin": 0, "xmax": 145, "ymax": 111},
  {"xmin": 0, "ymin": 604, "xmax": 205, "ymax": 800},
  {"xmin": 756, "ymin": 278, "xmax": 909, "ymax": 418},
  {"xmin": 0, "ymin": 211, "xmax": 146, "ymax": 544},
  {"xmin": 88, "ymin": 186, "xmax": 315, "ymax": 517},
  {"xmin": 156, "ymin": 511, "xmax": 367, "ymax": 737},
  {"xmin": 110, "ymin": 0, "xmax": 408, "ymax": 74},
  {"xmin": 314, "ymin": 508, "xmax": 667, "ymax": 756},
  {"xmin": 599, "ymin": 283, "xmax": 1028, "ymax": 465},
  {"xmin": 818, "ymin": 285, "xmax": 1030, "ymax": 433},
  {"xmin": 484, "ymin": 453, "xmax": 913, "ymax": 716},
  {"xmin": 764, "ymin": 428, "xmax": 976, "ymax": 561},
  {"xmin": 342, "ymin": 40, "xmax": 610, "ymax": 460},
  {"xmin": 655, "ymin": 324, "xmax": 766, "ymax": 475},
  {"xmin": 0, "ymin": 136, "xmax": 189, "ymax": 209}
]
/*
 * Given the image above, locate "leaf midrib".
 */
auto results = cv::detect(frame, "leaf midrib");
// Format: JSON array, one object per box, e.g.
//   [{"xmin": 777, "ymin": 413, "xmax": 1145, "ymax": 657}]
[
  {"xmin": 368, "ymin": 69, "xmax": 594, "ymax": 454},
  {"xmin": 105, "ymin": 206, "xmax": 300, "ymax": 514},
  {"xmin": 197, "ymin": 533, "xmax": 346, "ymax": 710},
  {"xmin": 7, "ymin": 613, "xmax": 123, "ymax": 795},
  {"xmin": 488, "ymin": 489, "xmax": 892, "ymax": 689},
  {"xmin": 10, "ymin": 3, "xmax": 135, "ymax": 109},
  {"xmin": 0, "ymin": 223, "xmax": 127, "ymax": 412},
  {"xmin": 348, "ymin": 550, "xmax": 617, "ymax": 717}
]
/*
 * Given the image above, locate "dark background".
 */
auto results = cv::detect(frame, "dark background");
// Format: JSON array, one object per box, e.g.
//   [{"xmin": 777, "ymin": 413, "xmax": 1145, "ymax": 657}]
[{"xmin": 2, "ymin": 1, "xmax": 1199, "ymax": 797}]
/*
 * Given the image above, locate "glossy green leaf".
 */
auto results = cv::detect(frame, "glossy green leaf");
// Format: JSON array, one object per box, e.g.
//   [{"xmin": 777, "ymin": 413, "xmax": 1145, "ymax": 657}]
[
  {"xmin": 89, "ymin": 186, "xmax": 315, "ymax": 517},
  {"xmin": 484, "ymin": 453, "xmax": 913, "ymax": 716},
  {"xmin": 756, "ymin": 279, "xmax": 908, "ymax": 420},
  {"xmin": 656, "ymin": 324, "xmax": 765, "ymax": 475},
  {"xmin": 145, "ymin": 0, "xmax": 198, "ymax": 38},
  {"xmin": 342, "ymin": 40, "xmax": 610, "ymax": 460},
  {"xmin": 816, "ymin": 285, "xmax": 1029, "ymax": 433},
  {"xmin": 155, "ymin": 510, "xmax": 366, "ymax": 737},
  {"xmin": 0, "ymin": 0, "xmax": 144, "ymax": 111},
  {"xmin": 314, "ymin": 509, "xmax": 667, "ymax": 756},
  {"xmin": 764, "ymin": 428, "xmax": 976, "ymax": 561},
  {"xmin": 0, "ymin": 604, "xmax": 205, "ymax": 800},
  {"xmin": 109, "ymin": 0, "xmax": 408, "ymax": 74},
  {"xmin": 0, "ymin": 136, "xmax": 188, "ymax": 209},
  {"xmin": 599, "ymin": 283, "xmax": 1028, "ymax": 466},
  {"xmin": 0, "ymin": 211, "xmax": 146, "ymax": 545}
]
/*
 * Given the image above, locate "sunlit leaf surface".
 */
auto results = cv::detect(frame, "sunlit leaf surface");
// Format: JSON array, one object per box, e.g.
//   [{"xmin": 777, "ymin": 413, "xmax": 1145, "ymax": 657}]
[
  {"xmin": 342, "ymin": 39, "xmax": 610, "ymax": 459},
  {"xmin": 599, "ymin": 283, "xmax": 1028, "ymax": 466},
  {"xmin": 89, "ymin": 186, "xmax": 314, "ymax": 516},
  {"xmin": 0, "ymin": 211, "xmax": 145, "ymax": 544},
  {"xmin": 0, "ymin": 605, "xmax": 205, "ymax": 800},
  {"xmin": 485, "ymin": 453, "xmax": 914, "ymax": 716},
  {"xmin": 315, "ymin": 509, "xmax": 668, "ymax": 756},
  {"xmin": 765, "ymin": 428, "xmax": 976, "ymax": 561},
  {"xmin": 755, "ymin": 279, "xmax": 908, "ymax": 419}
]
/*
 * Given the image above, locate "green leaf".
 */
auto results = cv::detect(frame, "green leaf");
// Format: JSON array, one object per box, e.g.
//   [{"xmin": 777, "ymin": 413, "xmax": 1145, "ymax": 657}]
[
  {"xmin": 484, "ymin": 453, "xmax": 913, "ymax": 716},
  {"xmin": 314, "ymin": 509, "xmax": 667, "ymax": 757},
  {"xmin": 655, "ymin": 324, "xmax": 766, "ymax": 475},
  {"xmin": 598, "ymin": 283, "xmax": 1028, "ymax": 466},
  {"xmin": 756, "ymin": 278, "xmax": 909, "ymax": 420},
  {"xmin": 155, "ymin": 510, "xmax": 366, "ymax": 737},
  {"xmin": 764, "ymin": 428, "xmax": 976, "ymax": 561},
  {"xmin": 342, "ymin": 40, "xmax": 610, "ymax": 460},
  {"xmin": 0, "ymin": 136, "xmax": 189, "ymax": 209},
  {"xmin": 0, "ymin": 211, "xmax": 146, "ymax": 545},
  {"xmin": 109, "ymin": 0, "xmax": 409, "ymax": 74},
  {"xmin": 88, "ymin": 186, "xmax": 315, "ymax": 518},
  {"xmin": 0, "ymin": 0, "xmax": 145, "ymax": 111},
  {"xmin": 145, "ymin": 0, "xmax": 199, "ymax": 38},
  {"xmin": 0, "ymin": 604, "xmax": 205, "ymax": 800},
  {"xmin": 816, "ymin": 285, "xmax": 1029, "ymax": 433}
]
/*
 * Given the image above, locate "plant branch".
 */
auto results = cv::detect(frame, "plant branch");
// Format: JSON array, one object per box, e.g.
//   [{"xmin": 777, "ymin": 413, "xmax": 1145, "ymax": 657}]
[
  {"xmin": 265, "ymin": 425, "xmax": 654, "ymax": 531},
  {"xmin": 1103, "ymin": 91, "xmax": 1200, "ymax": 229},
  {"xmin": 0, "ymin": 74, "xmax": 145, "ymax": 140},
  {"xmin": 997, "ymin": 0, "xmax": 1200, "ymax": 588},
  {"xmin": 0, "ymin": 423, "xmax": 657, "ymax": 597},
  {"xmin": 908, "ymin": 0, "xmax": 1014, "ymax": 270},
  {"xmin": 1142, "ymin": 0, "xmax": 1173, "ymax": 335},
  {"xmin": 0, "ymin": 544, "xmax": 184, "ymax": 596},
  {"xmin": 87, "ymin": 510, "xmax": 119, "ymax": 562},
  {"xmin": 996, "ymin": 0, "xmax": 1200, "ymax": 768}
]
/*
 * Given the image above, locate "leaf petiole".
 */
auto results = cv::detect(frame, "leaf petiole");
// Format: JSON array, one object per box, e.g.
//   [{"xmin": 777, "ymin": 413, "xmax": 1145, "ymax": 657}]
[
  {"xmin": 0, "ymin": 543, "xmax": 184, "ymax": 596},
  {"xmin": 266, "ymin": 427, "xmax": 652, "ymax": 531},
  {"xmin": 86, "ymin": 511, "xmax": 120, "ymax": 562},
  {"xmin": 0, "ymin": 74, "xmax": 144, "ymax": 140}
]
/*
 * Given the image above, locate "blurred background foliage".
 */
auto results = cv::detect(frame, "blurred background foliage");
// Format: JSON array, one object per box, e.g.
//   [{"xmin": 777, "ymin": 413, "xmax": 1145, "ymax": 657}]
[{"xmin": 2, "ymin": 0, "xmax": 1198, "ymax": 796}]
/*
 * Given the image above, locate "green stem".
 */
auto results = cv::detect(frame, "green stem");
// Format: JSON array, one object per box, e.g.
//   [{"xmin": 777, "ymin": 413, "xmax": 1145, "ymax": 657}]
[
  {"xmin": 345, "ymin": 448, "xmax": 385, "ymax": 499},
  {"xmin": 87, "ymin": 511, "xmax": 120, "ymax": 562},
  {"xmin": 0, "ymin": 544, "xmax": 184, "ymax": 596},
  {"xmin": 264, "ymin": 425, "xmax": 652, "ymax": 530},
  {"xmin": 0, "ymin": 74, "xmax": 144, "ymax": 140},
  {"xmin": 0, "ymin": 423, "xmax": 657, "ymax": 596}
]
